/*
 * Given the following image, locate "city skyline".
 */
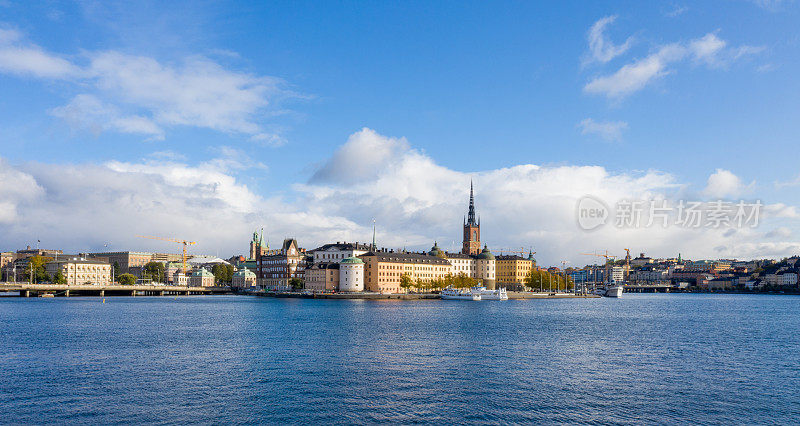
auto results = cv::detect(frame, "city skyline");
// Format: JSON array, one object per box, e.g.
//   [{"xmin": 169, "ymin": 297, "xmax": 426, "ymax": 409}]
[{"xmin": 2, "ymin": 2, "xmax": 800, "ymax": 265}]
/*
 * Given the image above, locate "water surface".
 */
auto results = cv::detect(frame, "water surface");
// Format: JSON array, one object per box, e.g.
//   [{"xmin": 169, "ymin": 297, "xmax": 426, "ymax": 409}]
[{"xmin": 1, "ymin": 294, "xmax": 799, "ymax": 424}]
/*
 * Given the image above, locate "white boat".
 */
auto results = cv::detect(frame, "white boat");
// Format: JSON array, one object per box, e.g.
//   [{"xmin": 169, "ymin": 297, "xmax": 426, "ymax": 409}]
[
  {"xmin": 604, "ymin": 285, "xmax": 623, "ymax": 298},
  {"xmin": 472, "ymin": 286, "xmax": 508, "ymax": 300},
  {"xmin": 441, "ymin": 287, "xmax": 481, "ymax": 300}
]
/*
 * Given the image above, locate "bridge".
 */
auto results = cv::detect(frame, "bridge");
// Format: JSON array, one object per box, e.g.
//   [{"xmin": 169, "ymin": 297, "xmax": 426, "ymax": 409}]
[
  {"xmin": 623, "ymin": 283, "xmax": 678, "ymax": 293},
  {"xmin": 0, "ymin": 283, "xmax": 232, "ymax": 297}
]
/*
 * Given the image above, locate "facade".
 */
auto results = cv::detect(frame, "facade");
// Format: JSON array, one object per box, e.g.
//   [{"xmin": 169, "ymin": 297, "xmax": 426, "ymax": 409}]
[
  {"xmin": 87, "ymin": 251, "xmax": 188, "ymax": 273},
  {"xmin": 462, "ymin": 181, "xmax": 481, "ymax": 255},
  {"xmin": 610, "ymin": 266, "xmax": 625, "ymax": 283},
  {"xmin": 361, "ymin": 250, "xmax": 452, "ymax": 294},
  {"xmin": 339, "ymin": 257, "xmax": 365, "ymax": 292},
  {"xmin": 45, "ymin": 259, "xmax": 111, "ymax": 285},
  {"xmin": 232, "ymin": 268, "xmax": 257, "ymax": 289},
  {"xmin": 304, "ymin": 262, "xmax": 340, "ymax": 292},
  {"xmin": 311, "ymin": 242, "xmax": 371, "ymax": 263},
  {"xmin": 257, "ymin": 238, "xmax": 308, "ymax": 291},
  {"xmin": 0, "ymin": 252, "xmax": 13, "ymax": 281},
  {"xmin": 173, "ymin": 271, "xmax": 189, "ymax": 286},
  {"xmin": 496, "ymin": 255, "xmax": 533, "ymax": 287},
  {"xmin": 190, "ymin": 268, "xmax": 215, "ymax": 287}
]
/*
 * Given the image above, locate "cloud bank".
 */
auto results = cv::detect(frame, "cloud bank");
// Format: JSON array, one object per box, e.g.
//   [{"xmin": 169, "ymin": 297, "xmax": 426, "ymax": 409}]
[{"xmin": 2, "ymin": 129, "xmax": 798, "ymax": 265}]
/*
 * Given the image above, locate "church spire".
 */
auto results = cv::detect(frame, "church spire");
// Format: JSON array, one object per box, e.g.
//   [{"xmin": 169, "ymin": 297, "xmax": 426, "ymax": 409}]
[{"xmin": 467, "ymin": 179, "xmax": 478, "ymax": 226}]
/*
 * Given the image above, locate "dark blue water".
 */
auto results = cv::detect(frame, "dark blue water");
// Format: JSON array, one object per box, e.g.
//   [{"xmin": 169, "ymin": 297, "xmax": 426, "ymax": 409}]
[{"xmin": 2, "ymin": 294, "xmax": 799, "ymax": 424}]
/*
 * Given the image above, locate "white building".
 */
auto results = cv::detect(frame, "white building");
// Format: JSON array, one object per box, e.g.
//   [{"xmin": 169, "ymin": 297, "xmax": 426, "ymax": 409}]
[
  {"xmin": 46, "ymin": 259, "xmax": 111, "ymax": 285},
  {"xmin": 310, "ymin": 242, "xmax": 371, "ymax": 264},
  {"xmin": 610, "ymin": 266, "xmax": 625, "ymax": 283},
  {"xmin": 338, "ymin": 257, "xmax": 365, "ymax": 292}
]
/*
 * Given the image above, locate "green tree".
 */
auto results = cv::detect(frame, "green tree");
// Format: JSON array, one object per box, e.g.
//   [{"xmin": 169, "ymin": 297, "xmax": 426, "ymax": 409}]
[
  {"xmin": 53, "ymin": 269, "xmax": 68, "ymax": 284},
  {"xmin": 113, "ymin": 261, "xmax": 120, "ymax": 277},
  {"xmin": 400, "ymin": 273, "xmax": 413, "ymax": 293},
  {"xmin": 28, "ymin": 255, "xmax": 53, "ymax": 283},
  {"xmin": 212, "ymin": 263, "xmax": 235, "ymax": 284},
  {"xmin": 143, "ymin": 261, "xmax": 165, "ymax": 283},
  {"xmin": 118, "ymin": 273, "xmax": 136, "ymax": 285},
  {"xmin": 289, "ymin": 277, "xmax": 303, "ymax": 290}
]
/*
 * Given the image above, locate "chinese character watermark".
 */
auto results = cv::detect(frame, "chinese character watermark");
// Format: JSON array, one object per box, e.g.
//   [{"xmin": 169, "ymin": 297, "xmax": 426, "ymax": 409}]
[{"xmin": 576, "ymin": 196, "xmax": 761, "ymax": 231}]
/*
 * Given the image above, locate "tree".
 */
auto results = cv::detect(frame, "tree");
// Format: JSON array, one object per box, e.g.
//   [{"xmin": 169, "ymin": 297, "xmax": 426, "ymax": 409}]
[
  {"xmin": 212, "ymin": 263, "xmax": 235, "ymax": 284},
  {"xmin": 118, "ymin": 273, "xmax": 136, "ymax": 285},
  {"xmin": 28, "ymin": 255, "xmax": 53, "ymax": 283},
  {"xmin": 113, "ymin": 261, "xmax": 120, "ymax": 277},
  {"xmin": 53, "ymin": 269, "xmax": 68, "ymax": 284},
  {"xmin": 400, "ymin": 273, "xmax": 413, "ymax": 293},
  {"xmin": 143, "ymin": 261, "xmax": 165, "ymax": 283},
  {"xmin": 289, "ymin": 277, "xmax": 303, "ymax": 290}
]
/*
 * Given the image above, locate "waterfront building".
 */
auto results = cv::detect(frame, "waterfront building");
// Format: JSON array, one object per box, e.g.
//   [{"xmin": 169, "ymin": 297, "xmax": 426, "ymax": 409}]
[
  {"xmin": 361, "ymin": 250, "xmax": 451, "ymax": 294},
  {"xmin": 87, "ymin": 251, "xmax": 192, "ymax": 274},
  {"xmin": 232, "ymin": 268, "xmax": 257, "ymax": 289},
  {"xmin": 304, "ymin": 262, "xmax": 340, "ymax": 292},
  {"xmin": 45, "ymin": 258, "xmax": 111, "ymax": 286},
  {"xmin": 257, "ymin": 238, "xmax": 309, "ymax": 291},
  {"xmin": 339, "ymin": 257, "xmax": 365, "ymax": 292},
  {"xmin": 1, "ymin": 252, "xmax": 13, "ymax": 281},
  {"xmin": 249, "ymin": 229, "xmax": 269, "ymax": 260},
  {"xmin": 496, "ymin": 255, "xmax": 533, "ymax": 288},
  {"xmin": 190, "ymin": 268, "xmax": 215, "ymax": 287},
  {"xmin": 310, "ymin": 242, "xmax": 371, "ymax": 263},
  {"xmin": 17, "ymin": 246, "xmax": 63, "ymax": 257},
  {"xmin": 173, "ymin": 271, "xmax": 189, "ymax": 286},
  {"xmin": 610, "ymin": 266, "xmax": 625, "ymax": 282},
  {"xmin": 462, "ymin": 181, "xmax": 481, "ymax": 255}
]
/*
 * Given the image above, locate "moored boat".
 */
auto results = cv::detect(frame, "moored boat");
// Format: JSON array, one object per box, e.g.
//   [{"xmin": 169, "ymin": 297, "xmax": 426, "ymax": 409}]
[
  {"xmin": 472, "ymin": 286, "xmax": 508, "ymax": 300},
  {"xmin": 441, "ymin": 287, "xmax": 481, "ymax": 300}
]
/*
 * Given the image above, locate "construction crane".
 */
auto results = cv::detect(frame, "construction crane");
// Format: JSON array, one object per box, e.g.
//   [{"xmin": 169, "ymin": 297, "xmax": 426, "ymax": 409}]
[
  {"xmin": 137, "ymin": 235, "xmax": 196, "ymax": 275},
  {"xmin": 494, "ymin": 247, "xmax": 527, "ymax": 256},
  {"xmin": 581, "ymin": 251, "xmax": 618, "ymax": 285}
]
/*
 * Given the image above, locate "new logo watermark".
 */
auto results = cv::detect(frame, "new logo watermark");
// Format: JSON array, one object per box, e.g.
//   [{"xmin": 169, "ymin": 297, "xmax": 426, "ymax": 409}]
[{"xmin": 576, "ymin": 196, "xmax": 761, "ymax": 231}]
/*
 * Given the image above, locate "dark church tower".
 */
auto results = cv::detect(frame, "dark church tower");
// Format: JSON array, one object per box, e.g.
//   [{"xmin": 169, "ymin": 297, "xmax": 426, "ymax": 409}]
[{"xmin": 462, "ymin": 181, "xmax": 481, "ymax": 255}]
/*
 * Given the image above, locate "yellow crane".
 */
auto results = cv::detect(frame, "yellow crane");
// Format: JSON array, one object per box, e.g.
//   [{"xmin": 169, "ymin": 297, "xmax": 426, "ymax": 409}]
[
  {"xmin": 137, "ymin": 235, "xmax": 196, "ymax": 275},
  {"xmin": 581, "ymin": 251, "xmax": 618, "ymax": 285}
]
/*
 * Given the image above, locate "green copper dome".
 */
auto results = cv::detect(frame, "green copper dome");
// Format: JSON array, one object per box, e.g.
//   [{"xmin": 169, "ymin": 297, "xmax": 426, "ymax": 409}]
[
  {"xmin": 428, "ymin": 241, "xmax": 445, "ymax": 258},
  {"xmin": 341, "ymin": 256, "xmax": 364, "ymax": 264},
  {"xmin": 477, "ymin": 245, "xmax": 495, "ymax": 260}
]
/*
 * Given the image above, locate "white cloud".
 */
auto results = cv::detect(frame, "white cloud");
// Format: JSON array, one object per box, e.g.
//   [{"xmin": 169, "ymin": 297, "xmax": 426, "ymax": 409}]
[
  {"xmin": 0, "ymin": 30, "xmax": 296, "ymax": 142},
  {"xmin": 0, "ymin": 28, "xmax": 81, "ymax": 78},
  {"xmin": 750, "ymin": 0, "xmax": 794, "ymax": 11},
  {"xmin": 584, "ymin": 43, "xmax": 685, "ymax": 98},
  {"xmin": 703, "ymin": 169, "xmax": 754, "ymax": 199},
  {"xmin": 50, "ymin": 94, "xmax": 165, "ymax": 140},
  {"xmin": 665, "ymin": 6, "xmax": 689, "ymax": 17},
  {"xmin": 2, "ymin": 129, "xmax": 799, "ymax": 265},
  {"xmin": 584, "ymin": 32, "xmax": 763, "ymax": 99},
  {"xmin": 578, "ymin": 118, "xmax": 628, "ymax": 141},
  {"xmin": 310, "ymin": 127, "xmax": 411, "ymax": 184},
  {"xmin": 585, "ymin": 16, "xmax": 633, "ymax": 64}
]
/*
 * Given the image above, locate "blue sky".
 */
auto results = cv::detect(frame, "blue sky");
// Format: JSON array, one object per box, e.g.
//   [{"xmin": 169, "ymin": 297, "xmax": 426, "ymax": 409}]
[{"xmin": 1, "ymin": 1, "xmax": 800, "ymax": 264}]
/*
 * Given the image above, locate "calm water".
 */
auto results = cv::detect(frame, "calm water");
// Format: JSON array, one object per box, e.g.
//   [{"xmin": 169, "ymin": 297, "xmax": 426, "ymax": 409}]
[{"xmin": 1, "ymin": 294, "xmax": 799, "ymax": 424}]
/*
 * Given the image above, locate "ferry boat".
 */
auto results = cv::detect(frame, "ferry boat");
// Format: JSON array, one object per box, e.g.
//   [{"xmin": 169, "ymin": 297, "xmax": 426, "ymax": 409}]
[
  {"xmin": 592, "ymin": 281, "xmax": 624, "ymax": 298},
  {"xmin": 441, "ymin": 287, "xmax": 481, "ymax": 301},
  {"xmin": 604, "ymin": 285, "xmax": 623, "ymax": 298},
  {"xmin": 472, "ymin": 286, "xmax": 508, "ymax": 300}
]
